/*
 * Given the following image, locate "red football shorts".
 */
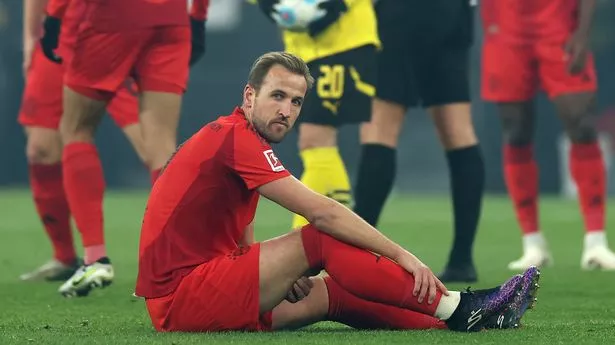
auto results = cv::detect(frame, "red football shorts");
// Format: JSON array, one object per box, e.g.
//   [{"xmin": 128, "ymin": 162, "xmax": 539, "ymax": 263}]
[
  {"xmin": 481, "ymin": 39, "xmax": 598, "ymax": 102},
  {"xmin": 145, "ymin": 243, "xmax": 273, "ymax": 332},
  {"xmin": 18, "ymin": 46, "xmax": 139, "ymax": 129},
  {"xmin": 65, "ymin": 26, "xmax": 191, "ymax": 100}
]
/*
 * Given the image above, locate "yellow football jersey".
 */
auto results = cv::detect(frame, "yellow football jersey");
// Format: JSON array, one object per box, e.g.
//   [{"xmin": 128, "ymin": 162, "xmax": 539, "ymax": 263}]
[{"xmin": 250, "ymin": 0, "xmax": 380, "ymax": 63}]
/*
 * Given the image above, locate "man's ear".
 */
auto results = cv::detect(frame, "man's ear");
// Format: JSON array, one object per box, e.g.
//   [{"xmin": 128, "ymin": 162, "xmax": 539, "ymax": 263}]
[{"xmin": 243, "ymin": 84, "xmax": 255, "ymax": 109}]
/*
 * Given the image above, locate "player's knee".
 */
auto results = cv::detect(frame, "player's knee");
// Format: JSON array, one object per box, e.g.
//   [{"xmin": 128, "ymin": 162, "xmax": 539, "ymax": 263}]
[
  {"xmin": 298, "ymin": 123, "xmax": 337, "ymax": 151},
  {"xmin": 430, "ymin": 104, "xmax": 477, "ymax": 149},
  {"xmin": 563, "ymin": 116, "xmax": 597, "ymax": 143},
  {"xmin": 26, "ymin": 133, "xmax": 62, "ymax": 164},
  {"xmin": 500, "ymin": 116, "xmax": 533, "ymax": 146}
]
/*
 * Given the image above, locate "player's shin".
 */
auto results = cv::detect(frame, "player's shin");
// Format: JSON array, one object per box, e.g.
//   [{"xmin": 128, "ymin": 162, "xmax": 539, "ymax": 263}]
[
  {"xmin": 324, "ymin": 276, "xmax": 447, "ymax": 330},
  {"xmin": 300, "ymin": 225, "xmax": 445, "ymax": 316},
  {"xmin": 29, "ymin": 163, "xmax": 76, "ymax": 266}
]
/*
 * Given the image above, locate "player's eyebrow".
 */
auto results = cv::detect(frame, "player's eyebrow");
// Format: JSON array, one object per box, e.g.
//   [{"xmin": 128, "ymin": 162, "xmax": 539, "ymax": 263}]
[{"xmin": 270, "ymin": 89, "xmax": 287, "ymax": 96}]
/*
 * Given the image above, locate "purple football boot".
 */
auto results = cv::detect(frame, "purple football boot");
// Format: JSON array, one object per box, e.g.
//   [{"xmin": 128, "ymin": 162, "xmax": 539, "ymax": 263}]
[
  {"xmin": 445, "ymin": 273, "xmax": 524, "ymax": 332},
  {"xmin": 485, "ymin": 266, "xmax": 541, "ymax": 329}
]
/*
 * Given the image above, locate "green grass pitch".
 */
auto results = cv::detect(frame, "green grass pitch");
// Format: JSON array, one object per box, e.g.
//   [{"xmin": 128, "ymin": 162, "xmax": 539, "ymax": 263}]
[{"xmin": 1, "ymin": 189, "xmax": 614, "ymax": 344}]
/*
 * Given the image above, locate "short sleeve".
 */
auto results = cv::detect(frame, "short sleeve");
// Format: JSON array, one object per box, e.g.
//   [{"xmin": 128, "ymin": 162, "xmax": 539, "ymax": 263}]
[{"xmin": 227, "ymin": 126, "xmax": 290, "ymax": 190}]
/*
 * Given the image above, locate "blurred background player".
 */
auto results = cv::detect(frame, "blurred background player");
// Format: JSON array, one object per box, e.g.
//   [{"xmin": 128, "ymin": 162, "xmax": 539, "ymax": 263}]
[
  {"xmin": 480, "ymin": 0, "xmax": 615, "ymax": 270},
  {"xmin": 256, "ymin": 0, "xmax": 379, "ymax": 229},
  {"xmin": 354, "ymin": 0, "xmax": 485, "ymax": 283},
  {"xmin": 38, "ymin": 0, "xmax": 209, "ymax": 297},
  {"xmin": 18, "ymin": 0, "xmax": 148, "ymax": 282}
]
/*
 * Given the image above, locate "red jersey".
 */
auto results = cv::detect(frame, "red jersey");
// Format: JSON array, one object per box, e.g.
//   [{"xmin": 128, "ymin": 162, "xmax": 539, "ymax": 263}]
[
  {"xmin": 135, "ymin": 107, "xmax": 291, "ymax": 298},
  {"xmin": 480, "ymin": 0, "xmax": 579, "ymax": 44}
]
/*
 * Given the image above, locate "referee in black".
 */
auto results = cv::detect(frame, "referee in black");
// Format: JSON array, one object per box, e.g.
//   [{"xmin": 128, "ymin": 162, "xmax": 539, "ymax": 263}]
[{"xmin": 353, "ymin": 0, "xmax": 484, "ymax": 283}]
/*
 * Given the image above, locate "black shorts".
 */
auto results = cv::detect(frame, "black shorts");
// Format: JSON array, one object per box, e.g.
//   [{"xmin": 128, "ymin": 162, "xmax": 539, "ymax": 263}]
[
  {"xmin": 375, "ymin": 0, "xmax": 474, "ymax": 108},
  {"xmin": 299, "ymin": 44, "xmax": 377, "ymax": 127}
]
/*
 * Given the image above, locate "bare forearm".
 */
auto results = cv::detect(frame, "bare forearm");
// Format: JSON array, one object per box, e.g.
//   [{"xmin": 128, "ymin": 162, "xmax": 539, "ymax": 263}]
[
  {"xmin": 576, "ymin": 0, "xmax": 596, "ymax": 37},
  {"xmin": 24, "ymin": 0, "xmax": 48, "ymax": 39},
  {"xmin": 311, "ymin": 201, "xmax": 406, "ymax": 262}
]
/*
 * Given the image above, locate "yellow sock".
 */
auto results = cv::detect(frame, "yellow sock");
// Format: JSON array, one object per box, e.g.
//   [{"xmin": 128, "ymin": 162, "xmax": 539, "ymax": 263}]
[{"xmin": 292, "ymin": 147, "xmax": 352, "ymax": 229}]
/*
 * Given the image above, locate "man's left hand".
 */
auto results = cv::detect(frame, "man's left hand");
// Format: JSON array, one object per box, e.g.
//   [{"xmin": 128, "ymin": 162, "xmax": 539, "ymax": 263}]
[{"xmin": 285, "ymin": 276, "xmax": 314, "ymax": 303}]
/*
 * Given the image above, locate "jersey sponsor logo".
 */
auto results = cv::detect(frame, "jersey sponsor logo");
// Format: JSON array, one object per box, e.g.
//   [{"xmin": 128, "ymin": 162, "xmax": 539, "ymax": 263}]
[{"xmin": 263, "ymin": 149, "xmax": 285, "ymax": 172}]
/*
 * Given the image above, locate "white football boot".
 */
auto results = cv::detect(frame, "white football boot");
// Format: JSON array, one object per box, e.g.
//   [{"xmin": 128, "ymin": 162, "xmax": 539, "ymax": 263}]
[
  {"xmin": 20, "ymin": 258, "xmax": 80, "ymax": 282},
  {"xmin": 58, "ymin": 257, "xmax": 114, "ymax": 297},
  {"xmin": 581, "ymin": 232, "xmax": 615, "ymax": 271},
  {"xmin": 508, "ymin": 232, "xmax": 553, "ymax": 270}
]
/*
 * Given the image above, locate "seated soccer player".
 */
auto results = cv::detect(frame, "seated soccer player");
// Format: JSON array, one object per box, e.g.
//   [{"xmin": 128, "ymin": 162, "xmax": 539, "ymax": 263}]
[{"xmin": 135, "ymin": 52, "xmax": 541, "ymax": 333}]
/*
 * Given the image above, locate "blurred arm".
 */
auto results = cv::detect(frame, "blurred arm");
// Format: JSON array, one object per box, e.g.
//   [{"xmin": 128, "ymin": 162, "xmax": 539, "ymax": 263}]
[
  {"xmin": 258, "ymin": 176, "xmax": 407, "ymax": 262},
  {"xmin": 23, "ymin": 0, "xmax": 49, "ymax": 40},
  {"xmin": 576, "ymin": 0, "xmax": 596, "ymax": 37}
]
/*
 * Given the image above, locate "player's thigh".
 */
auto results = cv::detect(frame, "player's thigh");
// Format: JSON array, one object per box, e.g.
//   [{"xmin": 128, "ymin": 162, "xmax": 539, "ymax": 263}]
[
  {"xmin": 259, "ymin": 230, "xmax": 313, "ymax": 315},
  {"xmin": 151, "ymin": 245, "xmax": 268, "ymax": 332},
  {"xmin": 481, "ymin": 39, "xmax": 537, "ymax": 103},
  {"xmin": 536, "ymin": 43, "xmax": 598, "ymax": 100},
  {"xmin": 18, "ymin": 47, "xmax": 64, "ymax": 130},
  {"xmin": 135, "ymin": 26, "xmax": 191, "ymax": 94},
  {"xmin": 65, "ymin": 27, "xmax": 146, "ymax": 96},
  {"xmin": 271, "ymin": 277, "xmax": 329, "ymax": 330}
]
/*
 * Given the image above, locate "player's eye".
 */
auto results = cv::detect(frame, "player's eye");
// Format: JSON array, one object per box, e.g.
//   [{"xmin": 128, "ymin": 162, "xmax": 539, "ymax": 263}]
[
  {"xmin": 292, "ymin": 99, "xmax": 303, "ymax": 106},
  {"xmin": 272, "ymin": 93, "xmax": 284, "ymax": 100}
]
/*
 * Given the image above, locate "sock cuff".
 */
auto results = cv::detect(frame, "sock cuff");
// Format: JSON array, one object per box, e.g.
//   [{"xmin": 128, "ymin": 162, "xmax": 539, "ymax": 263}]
[
  {"xmin": 571, "ymin": 142, "xmax": 601, "ymax": 160},
  {"xmin": 445, "ymin": 144, "xmax": 483, "ymax": 166},
  {"xmin": 62, "ymin": 142, "xmax": 98, "ymax": 163},
  {"xmin": 362, "ymin": 144, "xmax": 396, "ymax": 157},
  {"xmin": 504, "ymin": 144, "xmax": 534, "ymax": 164},
  {"xmin": 300, "ymin": 147, "xmax": 342, "ymax": 167}
]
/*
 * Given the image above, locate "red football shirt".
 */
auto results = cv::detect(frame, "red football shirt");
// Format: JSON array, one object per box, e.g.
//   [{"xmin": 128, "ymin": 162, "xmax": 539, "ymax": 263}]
[
  {"xmin": 135, "ymin": 107, "xmax": 291, "ymax": 298},
  {"xmin": 480, "ymin": 0, "xmax": 579, "ymax": 44}
]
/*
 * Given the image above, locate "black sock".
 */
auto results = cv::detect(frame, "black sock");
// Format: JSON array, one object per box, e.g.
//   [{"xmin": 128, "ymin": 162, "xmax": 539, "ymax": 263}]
[
  {"xmin": 445, "ymin": 145, "xmax": 485, "ymax": 267},
  {"xmin": 353, "ymin": 144, "xmax": 396, "ymax": 227}
]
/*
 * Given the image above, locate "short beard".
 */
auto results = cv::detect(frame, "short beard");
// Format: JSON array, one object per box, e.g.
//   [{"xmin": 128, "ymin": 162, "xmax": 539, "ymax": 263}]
[{"xmin": 252, "ymin": 117, "xmax": 284, "ymax": 144}]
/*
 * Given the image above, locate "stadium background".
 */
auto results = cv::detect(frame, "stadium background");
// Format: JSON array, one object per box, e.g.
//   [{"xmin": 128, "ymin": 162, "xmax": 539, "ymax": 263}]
[{"xmin": 0, "ymin": 0, "xmax": 614, "ymax": 196}]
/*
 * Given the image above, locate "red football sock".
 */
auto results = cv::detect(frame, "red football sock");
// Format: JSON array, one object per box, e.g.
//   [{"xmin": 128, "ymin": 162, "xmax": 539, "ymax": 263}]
[
  {"xmin": 570, "ymin": 142, "xmax": 605, "ymax": 232},
  {"xmin": 62, "ymin": 142, "xmax": 106, "ymax": 264},
  {"xmin": 301, "ymin": 225, "xmax": 442, "ymax": 316},
  {"xmin": 151, "ymin": 168, "xmax": 161, "ymax": 186},
  {"xmin": 503, "ymin": 145, "xmax": 539, "ymax": 234},
  {"xmin": 324, "ymin": 276, "xmax": 446, "ymax": 330},
  {"xmin": 29, "ymin": 164, "xmax": 76, "ymax": 265}
]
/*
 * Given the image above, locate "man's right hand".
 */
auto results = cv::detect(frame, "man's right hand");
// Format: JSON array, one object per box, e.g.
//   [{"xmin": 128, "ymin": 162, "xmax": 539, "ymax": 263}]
[
  {"xmin": 40, "ymin": 15, "xmax": 62, "ymax": 64},
  {"xmin": 395, "ymin": 251, "xmax": 449, "ymax": 305}
]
